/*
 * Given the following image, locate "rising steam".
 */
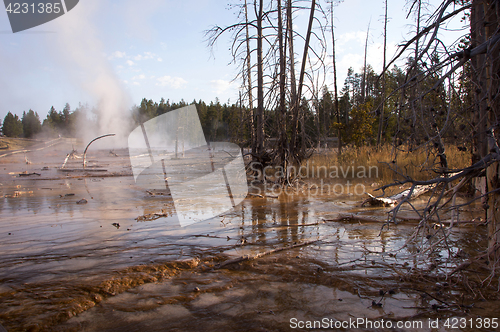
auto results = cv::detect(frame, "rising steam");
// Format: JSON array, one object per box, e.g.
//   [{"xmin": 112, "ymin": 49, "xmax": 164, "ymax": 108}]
[{"xmin": 50, "ymin": 1, "xmax": 133, "ymax": 148}]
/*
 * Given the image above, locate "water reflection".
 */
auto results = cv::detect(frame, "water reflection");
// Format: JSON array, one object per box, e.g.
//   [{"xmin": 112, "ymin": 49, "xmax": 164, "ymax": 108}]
[{"xmin": 0, "ymin": 150, "xmax": 495, "ymax": 331}]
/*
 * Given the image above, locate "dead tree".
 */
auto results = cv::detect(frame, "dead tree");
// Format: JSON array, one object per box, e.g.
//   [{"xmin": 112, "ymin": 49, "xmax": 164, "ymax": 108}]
[
  {"xmin": 361, "ymin": 20, "xmax": 370, "ymax": 104},
  {"xmin": 206, "ymin": 0, "xmax": 328, "ymax": 183},
  {"xmin": 276, "ymin": 0, "xmax": 288, "ymax": 170},
  {"xmin": 244, "ymin": 0, "xmax": 256, "ymax": 156},
  {"xmin": 289, "ymin": 0, "xmax": 318, "ymax": 165},
  {"xmin": 378, "ymin": 0, "xmax": 500, "ymax": 277},
  {"xmin": 256, "ymin": 0, "xmax": 265, "ymax": 157},
  {"xmin": 328, "ymin": 0, "xmax": 343, "ymax": 155},
  {"xmin": 376, "ymin": 0, "xmax": 388, "ymax": 147},
  {"xmin": 470, "ymin": 0, "xmax": 500, "ymax": 260},
  {"xmin": 205, "ymin": 0, "xmax": 272, "ymax": 164}
]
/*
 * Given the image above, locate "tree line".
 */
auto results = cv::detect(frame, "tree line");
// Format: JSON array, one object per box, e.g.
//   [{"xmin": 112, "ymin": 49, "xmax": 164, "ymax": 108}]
[
  {"xmin": 0, "ymin": 57, "xmax": 472, "ymax": 153},
  {"xmin": 0, "ymin": 98, "xmax": 254, "ymax": 143},
  {"xmin": 1, "ymin": 103, "xmax": 75, "ymax": 139}
]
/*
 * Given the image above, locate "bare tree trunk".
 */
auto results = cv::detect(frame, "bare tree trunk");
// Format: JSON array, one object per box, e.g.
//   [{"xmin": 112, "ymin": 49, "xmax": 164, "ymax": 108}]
[
  {"xmin": 297, "ymin": 0, "xmax": 316, "ymax": 153},
  {"xmin": 361, "ymin": 21, "xmax": 370, "ymax": 104},
  {"xmin": 277, "ymin": 0, "xmax": 288, "ymax": 168},
  {"xmin": 256, "ymin": 0, "xmax": 265, "ymax": 156},
  {"xmin": 288, "ymin": 0, "xmax": 299, "ymax": 159},
  {"xmin": 471, "ymin": 1, "xmax": 488, "ymax": 163},
  {"xmin": 330, "ymin": 1, "xmax": 341, "ymax": 156},
  {"xmin": 239, "ymin": 90, "xmax": 243, "ymax": 139},
  {"xmin": 412, "ymin": 0, "xmax": 421, "ymax": 71},
  {"xmin": 377, "ymin": 0, "xmax": 388, "ymax": 147},
  {"xmin": 410, "ymin": 0, "xmax": 421, "ymax": 147},
  {"xmin": 471, "ymin": 0, "xmax": 489, "ymax": 217},
  {"xmin": 314, "ymin": 92, "xmax": 321, "ymax": 149},
  {"xmin": 483, "ymin": 0, "xmax": 500, "ymax": 261},
  {"xmin": 301, "ymin": 103, "xmax": 306, "ymax": 152},
  {"xmin": 486, "ymin": 1, "xmax": 500, "ymax": 257},
  {"xmin": 471, "ymin": 0, "xmax": 500, "ymax": 262},
  {"xmin": 321, "ymin": 92, "xmax": 327, "ymax": 142},
  {"xmin": 244, "ymin": 0, "xmax": 256, "ymax": 156}
]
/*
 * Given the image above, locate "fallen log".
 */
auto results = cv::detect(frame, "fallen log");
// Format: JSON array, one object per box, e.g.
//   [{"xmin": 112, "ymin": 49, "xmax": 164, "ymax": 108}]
[
  {"xmin": 323, "ymin": 214, "xmax": 385, "ymax": 223},
  {"xmin": 362, "ymin": 183, "xmax": 438, "ymax": 207},
  {"xmin": 322, "ymin": 214, "xmax": 485, "ymax": 226},
  {"xmin": 266, "ymin": 221, "xmax": 323, "ymax": 228},
  {"xmin": 18, "ymin": 172, "xmax": 41, "ymax": 177},
  {"xmin": 146, "ymin": 190, "xmax": 171, "ymax": 196},
  {"xmin": 248, "ymin": 193, "xmax": 264, "ymax": 198},
  {"xmin": 248, "ymin": 193, "xmax": 279, "ymax": 199},
  {"xmin": 136, "ymin": 210, "xmax": 169, "ymax": 221},
  {"xmin": 57, "ymin": 168, "xmax": 108, "ymax": 172}
]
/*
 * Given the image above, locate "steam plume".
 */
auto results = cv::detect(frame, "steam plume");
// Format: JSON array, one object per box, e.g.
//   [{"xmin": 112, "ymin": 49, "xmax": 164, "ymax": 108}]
[{"xmin": 50, "ymin": 1, "xmax": 133, "ymax": 147}]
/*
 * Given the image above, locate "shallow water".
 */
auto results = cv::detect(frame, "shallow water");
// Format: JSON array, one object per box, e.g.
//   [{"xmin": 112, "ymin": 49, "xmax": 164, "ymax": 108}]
[{"xmin": 0, "ymin": 144, "xmax": 497, "ymax": 331}]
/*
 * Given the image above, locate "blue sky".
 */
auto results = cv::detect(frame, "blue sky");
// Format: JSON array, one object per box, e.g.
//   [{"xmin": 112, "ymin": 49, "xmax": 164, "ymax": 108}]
[{"xmin": 0, "ymin": 0, "xmax": 466, "ymax": 123}]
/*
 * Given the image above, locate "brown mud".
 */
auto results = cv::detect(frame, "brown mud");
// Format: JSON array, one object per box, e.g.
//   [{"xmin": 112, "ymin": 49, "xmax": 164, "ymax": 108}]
[{"xmin": 0, "ymin": 142, "xmax": 498, "ymax": 331}]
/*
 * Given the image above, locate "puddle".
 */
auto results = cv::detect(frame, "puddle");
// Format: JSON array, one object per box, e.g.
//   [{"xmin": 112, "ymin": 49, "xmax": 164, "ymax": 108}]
[{"xmin": 0, "ymin": 146, "xmax": 498, "ymax": 331}]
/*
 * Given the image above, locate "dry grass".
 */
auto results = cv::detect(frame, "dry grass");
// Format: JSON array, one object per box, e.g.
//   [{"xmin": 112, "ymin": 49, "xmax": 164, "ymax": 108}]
[
  {"xmin": 303, "ymin": 144, "xmax": 470, "ymax": 184},
  {"xmin": 0, "ymin": 137, "xmax": 40, "ymax": 151}
]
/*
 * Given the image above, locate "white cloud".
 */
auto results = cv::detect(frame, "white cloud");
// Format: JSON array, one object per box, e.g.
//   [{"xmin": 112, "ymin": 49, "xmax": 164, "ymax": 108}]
[
  {"xmin": 132, "ymin": 74, "xmax": 146, "ymax": 80},
  {"xmin": 338, "ymin": 53, "xmax": 363, "ymax": 74},
  {"xmin": 337, "ymin": 31, "xmax": 367, "ymax": 47},
  {"xmin": 108, "ymin": 51, "xmax": 126, "ymax": 60},
  {"xmin": 334, "ymin": 40, "xmax": 400, "ymax": 88},
  {"xmin": 126, "ymin": 60, "xmax": 134, "ymax": 66},
  {"xmin": 156, "ymin": 76, "xmax": 187, "ymax": 89},
  {"xmin": 157, "ymin": 57, "xmax": 163, "ymax": 62},
  {"xmin": 133, "ymin": 52, "xmax": 156, "ymax": 61},
  {"xmin": 210, "ymin": 79, "xmax": 236, "ymax": 95}
]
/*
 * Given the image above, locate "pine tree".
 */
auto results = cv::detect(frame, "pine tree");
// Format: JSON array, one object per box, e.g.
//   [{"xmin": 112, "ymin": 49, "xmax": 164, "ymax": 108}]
[
  {"xmin": 22, "ymin": 110, "xmax": 42, "ymax": 138},
  {"xmin": 2, "ymin": 112, "xmax": 23, "ymax": 137}
]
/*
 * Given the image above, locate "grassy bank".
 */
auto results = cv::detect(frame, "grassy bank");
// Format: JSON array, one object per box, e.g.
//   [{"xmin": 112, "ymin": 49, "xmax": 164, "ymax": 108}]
[
  {"xmin": 0, "ymin": 137, "xmax": 40, "ymax": 151},
  {"xmin": 303, "ymin": 144, "xmax": 470, "ymax": 184}
]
